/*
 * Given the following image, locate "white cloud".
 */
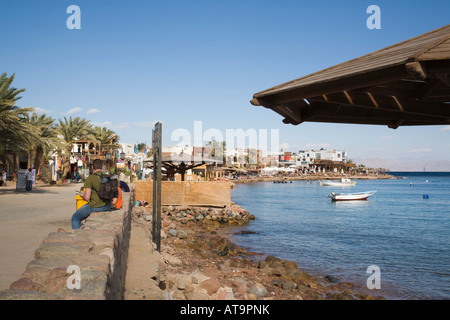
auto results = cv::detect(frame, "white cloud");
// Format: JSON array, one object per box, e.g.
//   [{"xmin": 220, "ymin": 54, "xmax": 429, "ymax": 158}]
[
  {"xmin": 305, "ymin": 143, "xmax": 331, "ymax": 150},
  {"xmin": 64, "ymin": 107, "xmax": 82, "ymax": 115},
  {"xmin": 380, "ymin": 135, "xmax": 391, "ymax": 140},
  {"xmin": 440, "ymin": 126, "xmax": 450, "ymax": 131},
  {"xmin": 92, "ymin": 121, "xmax": 131, "ymax": 130},
  {"xmin": 87, "ymin": 108, "xmax": 101, "ymax": 114},
  {"xmin": 33, "ymin": 107, "xmax": 52, "ymax": 114},
  {"xmin": 92, "ymin": 121, "xmax": 112, "ymax": 128},
  {"xmin": 114, "ymin": 122, "xmax": 132, "ymax": 130},
  {"xmin": 135, "ymin": 121, "xmax": 157, "ymax": 128},
  {"xmin": 280, "ymin": 142, "xmax": 290, "ymax": 150},
  {"xmin": 411, "ymin": 148, "xmax": 432, "ymax": 153}
]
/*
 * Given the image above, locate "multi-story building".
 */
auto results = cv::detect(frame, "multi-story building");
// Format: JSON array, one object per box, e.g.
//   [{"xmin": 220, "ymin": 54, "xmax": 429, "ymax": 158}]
[{"xmin": 294, "ymin": 149, "xmax": 354, "ymax": 173}]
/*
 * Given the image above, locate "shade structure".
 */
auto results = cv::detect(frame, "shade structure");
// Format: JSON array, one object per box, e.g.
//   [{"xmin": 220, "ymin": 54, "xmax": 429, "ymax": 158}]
[
  {"xmin": 251, "ymin": 25, "xmax": 450, "ymax": 129},
  {"xmin": 147, "ymin": 154, "xmax": 220, "ymax": 181}
]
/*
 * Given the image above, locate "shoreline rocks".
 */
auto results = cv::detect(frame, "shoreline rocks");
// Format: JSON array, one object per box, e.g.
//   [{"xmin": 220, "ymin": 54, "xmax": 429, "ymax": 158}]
[
  {"xmin": 130, "ymin": 205, "xmax": 384, "ymax": 301},
  {"xmin": 133, "ymin": 203, "xmax": 255, "ymax": 229},
  {"xmin": 232, "ymin": 173, "xmax": 397, "ymax": 184}
]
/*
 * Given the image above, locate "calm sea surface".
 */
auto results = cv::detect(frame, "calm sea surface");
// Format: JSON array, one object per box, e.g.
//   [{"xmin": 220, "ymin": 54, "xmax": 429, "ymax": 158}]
[{"xmin": 230, "ymin": 172, "xmax": 450, "ymax": 300}]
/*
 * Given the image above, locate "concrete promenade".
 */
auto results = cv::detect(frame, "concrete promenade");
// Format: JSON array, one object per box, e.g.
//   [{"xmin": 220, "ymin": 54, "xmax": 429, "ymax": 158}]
[{"xmin": 0, "ymin": 182, "xmax": 80, "ymax": 290}]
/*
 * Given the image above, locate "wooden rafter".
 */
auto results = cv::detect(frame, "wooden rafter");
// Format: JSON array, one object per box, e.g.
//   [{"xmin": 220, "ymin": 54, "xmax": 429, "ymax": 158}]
[
  {"xmin": 307, "ymin": 91, "xmax": 450, "ymax": 119},
  {"xmin": 436, "ymin": 74, "xmax": 450, "ymax": 87}
]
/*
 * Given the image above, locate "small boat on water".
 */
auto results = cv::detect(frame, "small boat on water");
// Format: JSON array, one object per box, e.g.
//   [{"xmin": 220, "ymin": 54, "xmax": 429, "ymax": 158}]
[
  {"xmin": 320, "ymin": 178, "xmax": 356, "ymax": 187},
  {"xmin": 327, "ymin": 191, "xmax": 377, "ymax": 201}
]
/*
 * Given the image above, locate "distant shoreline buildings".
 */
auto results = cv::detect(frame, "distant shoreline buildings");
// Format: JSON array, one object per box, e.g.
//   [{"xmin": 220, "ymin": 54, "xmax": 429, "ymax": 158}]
[{"xmin": 118, "ymin": 142, "xmax": 365, "ymax": 181}]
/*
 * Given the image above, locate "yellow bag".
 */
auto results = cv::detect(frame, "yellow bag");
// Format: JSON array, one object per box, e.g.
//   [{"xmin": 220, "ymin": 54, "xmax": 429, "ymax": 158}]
[{"xmin": 75, "ymin": 187, "xmax": 88, "ymax": 210}]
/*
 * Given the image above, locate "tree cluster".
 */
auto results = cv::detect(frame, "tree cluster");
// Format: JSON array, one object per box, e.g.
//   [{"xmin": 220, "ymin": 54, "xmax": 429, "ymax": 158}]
[{"xmin": 0, "ymin": 73, "xmax": 120, "ymax": 183}]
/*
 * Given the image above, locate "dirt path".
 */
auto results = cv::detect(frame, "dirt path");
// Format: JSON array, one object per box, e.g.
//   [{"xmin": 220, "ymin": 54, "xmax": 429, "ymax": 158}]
[
  {"xmin": 0, "ymin": 183, "xmax": 80, "ymax": 290},
  {"xmin": 124, "ymin": 222, "xmax": 167, "ymax": 300}
]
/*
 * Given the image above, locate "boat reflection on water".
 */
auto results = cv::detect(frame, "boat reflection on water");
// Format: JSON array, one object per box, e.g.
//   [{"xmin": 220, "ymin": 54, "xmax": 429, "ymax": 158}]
[
  {"xmin": 327, "ymin": 191, "xmax": 377, "ymax": 201},
  {"xmin": 319, "ymin": 178, "xmax": 357, "ymax": 187}
]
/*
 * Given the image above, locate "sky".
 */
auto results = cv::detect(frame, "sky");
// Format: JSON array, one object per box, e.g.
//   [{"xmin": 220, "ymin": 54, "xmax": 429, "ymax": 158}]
[{"xmin": 1, "ymin": 0, "xmax": 449, "ymax": 170}]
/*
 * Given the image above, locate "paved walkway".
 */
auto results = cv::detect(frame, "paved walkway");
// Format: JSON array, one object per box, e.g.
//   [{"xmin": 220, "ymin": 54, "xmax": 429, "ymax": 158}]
[{"xmin": 0, "ymin": 182, "xmax": 81, "ymax": 290}]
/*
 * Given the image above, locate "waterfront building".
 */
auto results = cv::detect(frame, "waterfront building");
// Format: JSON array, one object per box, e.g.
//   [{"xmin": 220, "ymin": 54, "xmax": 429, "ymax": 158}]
[{"xmin": 295, "ymin": 149, "xmax": 354, "ymax": 173}]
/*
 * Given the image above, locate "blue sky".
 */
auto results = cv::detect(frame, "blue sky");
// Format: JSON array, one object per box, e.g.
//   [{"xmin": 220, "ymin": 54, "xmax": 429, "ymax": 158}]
[{"xmin": 1, "ymin": 0, "xmax": 449, "ymax": 169}]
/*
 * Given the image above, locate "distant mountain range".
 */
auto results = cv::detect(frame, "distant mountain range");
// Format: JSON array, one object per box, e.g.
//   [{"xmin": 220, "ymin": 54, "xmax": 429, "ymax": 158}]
[{"xmin": 352, "ymin": 157, "xmax": 450, "ymax": 172}]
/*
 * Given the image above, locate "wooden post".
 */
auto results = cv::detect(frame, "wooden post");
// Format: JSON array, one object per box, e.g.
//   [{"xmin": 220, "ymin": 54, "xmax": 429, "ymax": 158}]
[{"xmin": 152, "ymin": 122, "xmax": 162, "ymax": 252}]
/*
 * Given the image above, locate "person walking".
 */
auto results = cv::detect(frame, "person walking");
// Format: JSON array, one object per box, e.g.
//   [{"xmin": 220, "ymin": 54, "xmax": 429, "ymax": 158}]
[
  {"xmin": 117, "ymin": 168, "xmax": 125, "ymax": 181},
  {"xmin": 2, "ymin": 170, "xmax": 7, "ymax": 186},
  {"xmin": 25, "ymin": 168, "xmax": 33, "ymax": 192},
  {"xmin": 71, "ymin": 159, "xmax": 118, "ymax": 229}
]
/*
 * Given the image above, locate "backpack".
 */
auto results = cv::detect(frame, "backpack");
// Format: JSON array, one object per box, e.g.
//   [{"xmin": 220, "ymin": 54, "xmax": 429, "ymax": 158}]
[{"xmin": 95, "ymin": 173, "xmax": 119, "ymax": 201}]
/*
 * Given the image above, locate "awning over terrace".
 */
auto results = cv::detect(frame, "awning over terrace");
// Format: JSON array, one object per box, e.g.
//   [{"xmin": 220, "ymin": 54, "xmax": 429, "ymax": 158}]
[{"xmin": 251, "ymin": 25, "xmax": 450, "ymax": 129}]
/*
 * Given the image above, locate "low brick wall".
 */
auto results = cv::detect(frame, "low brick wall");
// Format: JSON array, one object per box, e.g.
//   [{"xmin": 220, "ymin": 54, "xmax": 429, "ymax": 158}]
[
  {"xmin": 0, "ymin": 191, "xmax": 134, "ymax": 300},
  {"xmin": 135, "ymin": 181, "xmax": 231, "ymax": 207}
]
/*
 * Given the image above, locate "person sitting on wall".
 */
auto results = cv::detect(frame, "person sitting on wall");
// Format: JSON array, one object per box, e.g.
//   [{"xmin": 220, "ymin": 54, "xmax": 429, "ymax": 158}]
[
  {"xmin": 113, "ymin": 186, "xmax": 123, "ymax": 210},
  {"xmin": 71, "ymin": 159, "xmax": 117, "ymax": 229},
  {"xmin": 119, "ymin": 180, "xmax": 130, "ymax": 192}
]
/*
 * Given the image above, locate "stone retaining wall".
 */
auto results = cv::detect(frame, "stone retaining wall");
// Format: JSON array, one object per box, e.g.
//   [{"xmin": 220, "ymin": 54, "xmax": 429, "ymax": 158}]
[
  {"xmin": 0, "ymin": 191, "xmax": 134, "ymax": 300},
  {"xmin": 135, "ymin": 181, "xmax": 231, "ymax": 206}
]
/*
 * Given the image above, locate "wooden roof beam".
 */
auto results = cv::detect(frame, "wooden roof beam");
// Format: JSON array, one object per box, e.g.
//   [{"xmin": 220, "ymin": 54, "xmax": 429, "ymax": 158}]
[
  {"xmin": 251, "ymin": 64, "xmax": 411, "ymax": 107},
  {"xmin": 367, "ymin": 92, "xmax": 379, "ymax": 108},
  {"xmin": 272, "ymin": 106, "xmax": 302, "ymax": 125},
  {"xmin": 308, "ymin": 91, "xmax": 450, "ymax": 119},
  {"xmin": 413, "ymin": 78, "xmax": 442, "ymax": 99},
  {"xmin": 277, "ymin": 100, "xmax": 450, "ymax": 129},
  {"xmin": 436, "ymin": 74, "xmax": 450, "ymax": 87},
  {"xmin": 301, "ymin": 117, "xmax": 443, "ymax": 127},
  {"xmin": 392, "ymin": 96, "xmax": 404, "ymax": 111}
]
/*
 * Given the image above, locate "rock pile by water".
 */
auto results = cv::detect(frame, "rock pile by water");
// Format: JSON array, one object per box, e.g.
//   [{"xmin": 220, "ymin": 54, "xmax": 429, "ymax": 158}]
[
  {"xmin": 130, "ymin": 205, "xmax": 384, "ymax": 300},
  {"xmin": 133, "ymin": 203, "xmax": 255, "ymax": 228}
]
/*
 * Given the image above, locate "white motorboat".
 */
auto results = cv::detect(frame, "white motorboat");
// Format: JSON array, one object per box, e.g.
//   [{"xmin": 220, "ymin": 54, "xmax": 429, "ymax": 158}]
[
  {"xmin": 328, "ymin": 191, "xmax": 376, "ymax": 201},
  {"xmin": 319, "ymin": 178, "xmax": 356, "ymax": 187}
]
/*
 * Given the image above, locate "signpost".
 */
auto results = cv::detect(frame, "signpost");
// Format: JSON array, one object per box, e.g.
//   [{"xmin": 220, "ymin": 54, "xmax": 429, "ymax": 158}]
[{"xmin": 152, "ymin": 122, "xmax": 162, "ymax": 252}]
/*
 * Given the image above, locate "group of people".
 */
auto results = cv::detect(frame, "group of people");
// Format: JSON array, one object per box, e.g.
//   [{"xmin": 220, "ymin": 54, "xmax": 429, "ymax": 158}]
[
  {"xmin": 71, "ymin": 159, "xmax": 129, "ymax": 229},
  {"xmin": 1, "ymin": 168, "xmax": 34, "ymax": 191},
  {"xmin": 4, "ymin": 160, "xmax": 128, "ymax": 230}
]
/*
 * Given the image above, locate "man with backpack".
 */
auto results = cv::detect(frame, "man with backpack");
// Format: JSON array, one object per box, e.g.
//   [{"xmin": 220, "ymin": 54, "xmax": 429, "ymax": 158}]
[{"xmin": 71, "ymin": 159, "xmax": 118, "ymax": 229}]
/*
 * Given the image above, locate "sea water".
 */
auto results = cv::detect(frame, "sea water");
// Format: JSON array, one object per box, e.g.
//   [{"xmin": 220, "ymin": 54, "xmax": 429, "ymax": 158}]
[{"xmin": 230, "ymin": 172, "xmax": 450, "ymax": 300}]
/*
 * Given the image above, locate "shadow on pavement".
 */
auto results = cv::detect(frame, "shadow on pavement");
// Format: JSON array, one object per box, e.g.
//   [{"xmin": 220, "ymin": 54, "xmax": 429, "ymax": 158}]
[{"xmin": 0, "ymin": 183, "xmax": 82, "ymax": 196}]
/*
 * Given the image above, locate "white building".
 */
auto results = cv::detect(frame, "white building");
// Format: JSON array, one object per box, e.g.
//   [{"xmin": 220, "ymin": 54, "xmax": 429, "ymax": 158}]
[
  {"xmin": 162, "ymin": 145, "xmax": 193, "ymax": 156},
  {"xmin": 296, "ymin": 149, "xmax": 348, "ymax": 164},
  {"xmin": 119, "ymin": 143, "xmax": 135, "ymax": 157},
  {"xmin": 295, "ymin": 149, "xmax": 350, "ymax": 173}
]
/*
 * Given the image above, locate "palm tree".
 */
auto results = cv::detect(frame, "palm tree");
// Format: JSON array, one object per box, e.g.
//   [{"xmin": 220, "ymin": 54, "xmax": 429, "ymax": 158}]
[
  {"xmin": 23, "ymin": 112, "xmax": 62, "ymax": 180},
  {"xmin": 0, "ymin": 73, "xmax": 34, "ymax": 140},
  {"xmin": 0, "ymin": 73, "xmax": 40, "ymax": 174},
  {"xmin": 56, "ymin": 116, "xmax": 95, "ymax": 183},
  {"xmin": 93, "ymin": 126, "xmax": 122, "ymax": 173},
  {"xmin": 93, "ymin": 126, "xmax": 120, "ymax": 148},
  {"xmin": 205, "ymin": 139, "xmax": 226, "ymax": 165},
  {"xmin": 0, "ymin": 73, "xmax": 25, "ymax": 107}
]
